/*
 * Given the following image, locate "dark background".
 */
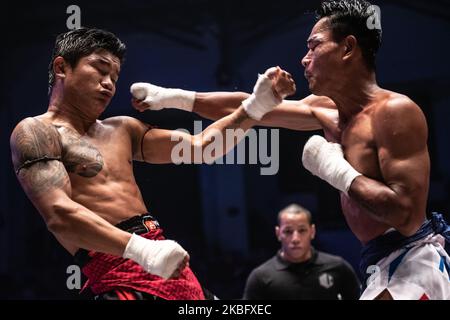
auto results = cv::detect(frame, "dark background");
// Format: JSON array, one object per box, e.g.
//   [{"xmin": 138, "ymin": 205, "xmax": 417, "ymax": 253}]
[{"xmin": 1, "ymin": 0, "xmax": 450, "ymax": 299}]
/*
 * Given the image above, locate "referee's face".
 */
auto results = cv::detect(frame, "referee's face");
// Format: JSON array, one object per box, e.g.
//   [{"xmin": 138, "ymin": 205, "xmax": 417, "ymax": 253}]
[{"xmin": 276, "ymin": 212, "xmax": 316, "ymax": 263}]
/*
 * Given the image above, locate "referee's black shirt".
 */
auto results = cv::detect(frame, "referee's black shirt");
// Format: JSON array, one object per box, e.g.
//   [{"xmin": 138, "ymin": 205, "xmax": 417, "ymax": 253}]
[{"xmin": 243, "ymin": 248, "xmax": 361, "ymax": 300}]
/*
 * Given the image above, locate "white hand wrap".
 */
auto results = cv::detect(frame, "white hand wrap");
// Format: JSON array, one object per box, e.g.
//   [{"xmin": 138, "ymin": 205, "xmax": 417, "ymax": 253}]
[
  {"xmin": 123, "ymin": 233, "xmax": 188, "ymax": 279},
  {"xmin": 242, "ymin": 73, "xmax": 282, "ymax": 121},
  {"xmin": 301, "ymin": 135, "xmax": 362, "ymax": 195},
  {"xmin": 130, "ymin": 82, "xmax": 196, "ymax": 112}
]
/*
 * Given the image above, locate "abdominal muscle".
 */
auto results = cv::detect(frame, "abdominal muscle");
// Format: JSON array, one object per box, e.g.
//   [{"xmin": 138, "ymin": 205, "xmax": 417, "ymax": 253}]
[
  {"xmin": 56, "ymin": 179, "xmax": 149, "ymax": 255},
  {"xmin": 71, "ymin": 179, "xmax": 149, "ymax": 225}
]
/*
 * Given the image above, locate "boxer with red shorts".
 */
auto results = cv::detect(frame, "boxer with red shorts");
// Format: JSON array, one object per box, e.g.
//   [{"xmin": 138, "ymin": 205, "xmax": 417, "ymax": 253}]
[{"xmin": 10, "ymin": 28, "xmax": 296, "ymax": 299}]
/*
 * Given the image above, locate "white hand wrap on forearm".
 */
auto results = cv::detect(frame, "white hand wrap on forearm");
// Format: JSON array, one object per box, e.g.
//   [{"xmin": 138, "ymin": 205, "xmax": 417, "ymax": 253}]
[
  {"xmin": 242, "ymin": 74, "xmax": 282, "ymax": 121},
  {"xmin": 302, "ymin": 135, "xmax": 362, "ymax": 195},
  {"xmin": 130, "ymin": 82, "xmax": 196, "ymax": 111},
  {"xmin": 122, "ymin": 233, "xmax": 188, "ymax": 279}
]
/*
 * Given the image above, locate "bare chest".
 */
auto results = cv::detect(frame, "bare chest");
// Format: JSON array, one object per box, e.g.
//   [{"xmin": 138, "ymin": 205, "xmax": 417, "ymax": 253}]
[
  {"xmin": 338, "ymin": 116, "xmax": 390, "ymax": 241},
  {"xmin": 340, "ymin": 115, "xmax": 381, "ymax": 180},
  {"xmin": 56, "ymin": 125, "xmax": 133, "ymax": 180}
]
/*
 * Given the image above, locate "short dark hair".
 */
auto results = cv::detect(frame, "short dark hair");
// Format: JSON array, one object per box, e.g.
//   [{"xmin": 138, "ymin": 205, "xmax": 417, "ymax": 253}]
[
  {"xmin": 48, "ymin": 28, "xmax": 126, "ymax": 94},
  {"xmin": 278, "ymin": 204, "xmax": 313, "ymax": 225},
  {"xmin": 316, "ymin": 0, "xmax": 382, "ymax": 70}
]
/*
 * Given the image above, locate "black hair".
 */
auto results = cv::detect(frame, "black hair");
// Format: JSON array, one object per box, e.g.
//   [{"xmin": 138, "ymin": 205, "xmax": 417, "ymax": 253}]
[
  {"xmin": 48, "ymin": 28, "xmax": 126, "ymax": 94},
  {"xmin": 316, "ymin": 0, "xmax": 382, "ymax": 70},
  {"xmin": 278, "ymin": 204, "xmax": 313, "ymax": 225}
]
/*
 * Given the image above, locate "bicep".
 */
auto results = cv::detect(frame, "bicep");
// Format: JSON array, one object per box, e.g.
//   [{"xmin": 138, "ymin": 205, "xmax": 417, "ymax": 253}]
[
  {"xmin": 142, "ymin": 128, "xmax": 193, "ymax": 164},
  {"xmin": 10, "ymin": 118, "xmax": 73, "ymax": 220},
  {"xmin": 17, "ymin": 160, "xmax": 73, "ymax": 220},
  {"xmin": 376, "ymin": 103, "xmax": 429, "ymax": 196},
  {"xmin": 121, "ymin": 116, "xmax": 191, "ymax": 164},
  {"xmin": 378, "ymin": 148, "xmax": 429, "ymax": 195},
  {"xmin": 119, "ymin": 116, "xmax": 154, "ymax": 162}
]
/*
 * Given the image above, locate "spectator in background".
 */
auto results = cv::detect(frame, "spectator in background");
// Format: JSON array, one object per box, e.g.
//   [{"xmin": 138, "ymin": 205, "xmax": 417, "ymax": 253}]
[{"xmin": 243, "ymin": 204, "xmax": 360, "ymax": 300}]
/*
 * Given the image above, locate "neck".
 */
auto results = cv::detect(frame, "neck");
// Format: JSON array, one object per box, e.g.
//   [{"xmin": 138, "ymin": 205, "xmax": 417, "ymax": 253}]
[
  {"xmin": 327, "ymin": 68, "xmax": 380, "ymax": 124},
  {"xmin": 47, "ymin": 87, "xmax": 99, "ymax": 134},
  {"xmin": 280, "ymin": 248, "xmax": 313, "ymax": 263}
]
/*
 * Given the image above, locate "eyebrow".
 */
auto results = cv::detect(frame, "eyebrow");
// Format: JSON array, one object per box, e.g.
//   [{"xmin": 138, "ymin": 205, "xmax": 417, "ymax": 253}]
[
  {"xmin": 282, "ymin": 224, "xmax": 308, "ymax": 229},
  {"xmin": 97, "ymin": 57, "xmax": 111, "ymax": 65},
  {"xmin": 307, "ymin": 36, "xmax": 322, "ymax": 47},
  {"xmin": 94, "ymin": 58, "xmax": 120, "ymax": 77}
]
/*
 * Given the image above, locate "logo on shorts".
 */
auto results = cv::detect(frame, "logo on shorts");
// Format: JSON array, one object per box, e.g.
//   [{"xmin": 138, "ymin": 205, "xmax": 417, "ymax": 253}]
[
  {"xmin": 143, "ymin": 219, "xmax": 158, "ymax": 231},
  {"xmin": 319, "ymin": 273, "xmax": 334, "ymax": 289}
]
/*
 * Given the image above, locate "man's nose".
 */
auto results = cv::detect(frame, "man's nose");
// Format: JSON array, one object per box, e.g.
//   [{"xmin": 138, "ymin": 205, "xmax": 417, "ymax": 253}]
[
  {"xmin": 101, "ymin": 77, "xmax": 114, "ymax": 91},
  {"xmin": 301, "ymin": 52, "xmax": 311, "ymax": 68},
  {"xmin": 291, "ymin": 231, "xmax": 301, "ymax": 242}
]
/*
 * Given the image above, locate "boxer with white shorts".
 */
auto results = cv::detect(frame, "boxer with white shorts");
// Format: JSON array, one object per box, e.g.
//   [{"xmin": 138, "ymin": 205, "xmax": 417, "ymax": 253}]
[{"xmin": 130, "ymin": 0, "xmax": 450, "ymax": 299}]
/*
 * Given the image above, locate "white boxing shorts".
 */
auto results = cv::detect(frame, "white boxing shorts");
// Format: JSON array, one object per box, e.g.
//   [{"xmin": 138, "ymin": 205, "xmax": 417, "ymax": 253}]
[{"xmin": 360, "ymin": 233, "xmax": 450, "ymax": 300}]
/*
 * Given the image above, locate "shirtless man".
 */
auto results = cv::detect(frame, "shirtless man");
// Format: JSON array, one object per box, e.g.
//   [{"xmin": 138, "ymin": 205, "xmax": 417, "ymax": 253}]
[
  {"xmin": 9, "ymin": 28, "xmax": 295, "ymax": 300},
  {"xmin": 131, "ymin": 0, "xmax": 450, "ymax": 299}
]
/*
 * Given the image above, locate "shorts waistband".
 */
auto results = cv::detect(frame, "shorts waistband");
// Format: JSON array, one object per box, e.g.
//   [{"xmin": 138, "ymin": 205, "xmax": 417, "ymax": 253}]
[
  {"xmin": 74, "ymin": 213, "xmax": 160, "ymax": 267},
  {"xmin": 115, "ymin": 213, "xmax": 160, "ymax": 234}
]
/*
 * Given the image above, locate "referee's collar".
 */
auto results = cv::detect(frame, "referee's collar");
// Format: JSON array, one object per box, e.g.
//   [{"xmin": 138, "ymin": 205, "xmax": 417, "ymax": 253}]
[{"xmin": 275, "ymin": 247, "xmax": 320, "ymax": 270}]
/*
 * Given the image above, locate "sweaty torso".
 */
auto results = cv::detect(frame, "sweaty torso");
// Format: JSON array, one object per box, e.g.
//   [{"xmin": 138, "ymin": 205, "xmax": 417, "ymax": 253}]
[
  {"xmin": 36, "ymin": 114, "xmax": 148, "ymax": 225},
  {"xmin": 312, "ymin": 90, "xmax": 426, "ymax": 244},
  {"xmin": 337, "ymin": 105, "xmax": 391, "ymax": 243}
]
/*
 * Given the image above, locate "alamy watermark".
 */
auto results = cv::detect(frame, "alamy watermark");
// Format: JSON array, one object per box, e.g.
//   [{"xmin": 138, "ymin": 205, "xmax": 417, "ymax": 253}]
[
  {"xmin": 66, "ymin": 5, "xmax": 81, "ymax": 30},
  {"xmin": 66, "ymin": 264, "xmax": 81, "ymax": 290},
  {"xmin": 170, "ymin": 121, "xmax": 280, "ymax": 175},
  {"xmin": 366, "ymin": 264, "xmax": 381, "ymax": 288},
  {"xmin": 366, "ymin": 5, "xmax": 381, "ymax": 30}
]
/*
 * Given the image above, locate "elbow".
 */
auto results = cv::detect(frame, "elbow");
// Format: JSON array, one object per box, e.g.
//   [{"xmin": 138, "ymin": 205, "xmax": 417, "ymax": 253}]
[
  {"xmin": 46, "ymin": 203, "xmax": 76, "ymax": 234},
  {"xmin": 46, "ymin": 216, "xmax": 66, "ymax": 234},
  {"xmin": 374, "ymin": 190, "xmax": 413, "ymax": 230},
  {"xmin": 392, "ymin": 198, "xmax": 414, "ymax": 232}
]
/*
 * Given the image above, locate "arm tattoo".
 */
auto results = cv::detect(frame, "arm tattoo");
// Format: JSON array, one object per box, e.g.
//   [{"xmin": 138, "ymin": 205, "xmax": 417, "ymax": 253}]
[
  {"xmin": 11, "ymin": 118, "xmax": 69, "ymax": 196},
  {"xmin": 11, "ymin": 118, "xmax": 62, "ymax": 172},
  {"xmin": 19, "ymin": 161, "xmax": 71, "ymax": 196},
  {"xmin": 16, "ymin": 155, "xmax": 61, "ymax": 175}
]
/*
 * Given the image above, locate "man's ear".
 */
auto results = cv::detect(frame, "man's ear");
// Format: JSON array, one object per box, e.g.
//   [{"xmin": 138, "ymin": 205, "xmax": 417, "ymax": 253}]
[
  {"xmin": 53, "ymin": 56, "xmax": 67, "ymax": 80},
  {"xmin": 311, "ymin": 224, "xmax": 316, "ymax": 240},
  {"xmin": 275, "ymin": 226, "xmax": 281, "ymax": 242},
  {"xmin": 342, "ymin": 35, "xmax": 357, "ymax": 61}
]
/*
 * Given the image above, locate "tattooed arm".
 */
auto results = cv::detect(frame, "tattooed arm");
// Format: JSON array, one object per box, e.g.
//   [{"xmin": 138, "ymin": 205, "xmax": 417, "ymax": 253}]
[{"xmin": 10, "ymin": 117, "xmax": 131, "ymax": 256}]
